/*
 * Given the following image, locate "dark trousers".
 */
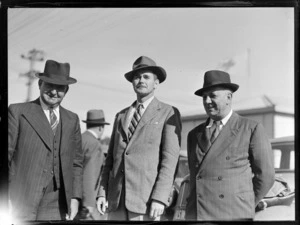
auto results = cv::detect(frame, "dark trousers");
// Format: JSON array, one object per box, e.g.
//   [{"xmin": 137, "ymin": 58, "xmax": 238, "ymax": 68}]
[{"xmin": 36, "ymin": 177, "xmax": 68, "ymax": 220}]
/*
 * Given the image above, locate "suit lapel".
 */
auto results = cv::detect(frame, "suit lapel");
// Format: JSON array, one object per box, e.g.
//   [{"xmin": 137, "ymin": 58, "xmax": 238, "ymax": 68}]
[
  {"xmin": 136, "ymin": 97, "xmax": 160, "ymax": 128},
  {"xmin": 60, "ymin": 106, "xmax": 73, "ymax": 154},
  {"xmin": 119, "ymin": 106, "xmax": 133, "ymax": 142},
  {"xmin": 126, "ymin": 97, "xmax": 160, "ymax": 144},
  {"xmin": 196, "ymin": 118, "xmax": 211, "ymax": 152},
  {"xmin": 199, "ymin": 112, "xmax": 240, "ymax": 171},
  {"xmin": 22, "ymin": 99, "xmax": 53, "ymax": 150}
]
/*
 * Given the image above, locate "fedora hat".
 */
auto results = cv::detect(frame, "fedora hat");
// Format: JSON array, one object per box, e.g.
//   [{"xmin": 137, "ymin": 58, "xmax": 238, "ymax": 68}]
[
  {"xmin": 194, "ymin": 70, "xmax": 239, "ymax": 96},
  {"xmin": 36, "ymin": 59, "xmax": 77, "ymax": 85},
  {"xmin": 82, "ymin": 109, "xmax": 110, "ymax": 125},
  {"xmin": 124, "ymin": 56, "xmax": 167, "ymax": 83}
]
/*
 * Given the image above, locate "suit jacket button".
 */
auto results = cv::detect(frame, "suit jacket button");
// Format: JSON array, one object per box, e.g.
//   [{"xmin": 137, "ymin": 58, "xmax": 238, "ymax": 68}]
[
  {"xmin": 226, "ymin": 156, "xmax": 230, "ymax": 160},
  {"xmin": 125, "ymin": 152, "xmax": 129, "ymax": 155},
  {"xmin": 218, "ymin": 176, "xmax": 222, "ymax": 180},
  {"xmin": 197, "ymin": 176, "xmax": 201, "ymax": 180},
  {"xmin": 121, "ymin": 169, "xmax": 124, "ymax": 173},
  {"xmin": 219, "ymin": 194, "xmax": 224, "ymax": 199}
]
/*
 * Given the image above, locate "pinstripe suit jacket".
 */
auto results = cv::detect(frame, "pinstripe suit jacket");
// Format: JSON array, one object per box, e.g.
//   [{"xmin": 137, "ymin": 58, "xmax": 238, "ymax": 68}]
[
  {"xmin": 8, "ymin": 98, "xmax": 83, "ymax": 220},
  {"xmin": 186, "ymin": 112, "xmax": 275, "ymax": 220},
  {"xmin": 98, "ymin": 97, "xmax": 182, "ymax": 214}
]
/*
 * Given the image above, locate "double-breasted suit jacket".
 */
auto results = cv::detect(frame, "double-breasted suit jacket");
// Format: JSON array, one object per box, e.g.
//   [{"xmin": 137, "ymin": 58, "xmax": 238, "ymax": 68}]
[
  {"xmin": 8, "ymin": 98, "xmax": 83, "ymax": 219},
  {"xmin": 98, "ymin": 97, "xmax": 182, "ymax": 214},
  {"xmin": 81, "ymin": 131, "xmax": 105, "ymax": 208},
  {"xmin": 186, "ymin": 112, "xmax": 275, "ymax": 220}
]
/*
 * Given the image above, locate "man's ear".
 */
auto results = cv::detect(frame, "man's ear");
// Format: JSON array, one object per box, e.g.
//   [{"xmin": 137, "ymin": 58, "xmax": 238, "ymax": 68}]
[
  {"xmin": 38, "ymin": 79, "xmax": 43, "ymax": 88},
  {"xmin": 154, "ymin": 78, "xmax": 160, "ymax": 89}
]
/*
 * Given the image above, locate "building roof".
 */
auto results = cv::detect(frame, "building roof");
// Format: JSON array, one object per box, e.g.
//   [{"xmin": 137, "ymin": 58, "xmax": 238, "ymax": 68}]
[{"xmin": 181, "ymin": 95, "xmax": 294, "ymax": 120}]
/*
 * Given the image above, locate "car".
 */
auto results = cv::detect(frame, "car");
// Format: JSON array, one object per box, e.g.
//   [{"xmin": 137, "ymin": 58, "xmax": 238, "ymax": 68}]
[{"xmin": 168, "ymin": 136, "xmax": 295, "ymax": 221}]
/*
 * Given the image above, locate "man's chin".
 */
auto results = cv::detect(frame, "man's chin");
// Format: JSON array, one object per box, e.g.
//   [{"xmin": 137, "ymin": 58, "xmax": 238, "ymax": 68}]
[{"xmin": 44, "ymin": 99, "xmax": 61, "ymax": 107}]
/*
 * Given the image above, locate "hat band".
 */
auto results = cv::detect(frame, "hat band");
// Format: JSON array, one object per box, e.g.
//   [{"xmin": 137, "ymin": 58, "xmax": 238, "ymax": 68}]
[
  {"xmin": 86, "ymin": 118, "xmax": 106, "ymax": 122},
  {"xmin": 133, "ymin": 64, "xmax": 154, "ymax": 70},
  {"xmin": 41, "ymin": 73, "xmax": 70, "ymax": 80}
]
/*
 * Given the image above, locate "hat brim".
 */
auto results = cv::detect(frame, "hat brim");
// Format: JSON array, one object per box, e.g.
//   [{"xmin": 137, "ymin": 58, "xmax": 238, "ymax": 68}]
[
  {"xmin": 82, "ymin": 120, "xmax": 110, "ymax": 125},
  {"xmin": 195, "ymin": 83, "xmax": 239, "ymax": 96},
  {"xmin": 36, "ymin": 73, "xmax": 77, "ymax": 85},
  {"xmin": 124, "ymin": 66, "xmax": 167, "ymax": 83}
]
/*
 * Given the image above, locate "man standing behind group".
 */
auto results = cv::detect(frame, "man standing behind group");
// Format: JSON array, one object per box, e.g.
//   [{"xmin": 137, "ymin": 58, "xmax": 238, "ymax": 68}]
[
  {"xmin": 96, "ymin": 56, "xmax": 182, "ymax": 221},
  {"xmin": 186, "ymin": 70, "xmax": 275, "ymax": 221},
  {"xmin": 80, "ymin": 109, "xmax": 110, "ymax": 220},
  {"xmin": 8, "ymin": 60, "xmax": 83, "ymax": 220}
]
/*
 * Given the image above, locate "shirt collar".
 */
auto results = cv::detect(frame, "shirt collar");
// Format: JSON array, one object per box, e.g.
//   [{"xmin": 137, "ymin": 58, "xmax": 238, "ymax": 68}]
[
  {"xmin": 207, "ymin": 109, "xmax": 233, "ymax": 128},
  {"xmin": 136, "ymin": 96, "xmax": 154, "ymax": 110},
  {"xmin": 39, "ymin": 97, "xmax": 60, "ymax": 112},
  {"xmin": 87, "ymin": 129, "xmax": 99, "ymax": 139}
]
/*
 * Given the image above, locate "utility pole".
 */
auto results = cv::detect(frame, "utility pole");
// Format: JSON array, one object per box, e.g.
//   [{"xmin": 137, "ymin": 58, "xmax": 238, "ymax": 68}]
[{"xmin": 20, "ymin": 49, "xmax": 45, "ymax": 102}]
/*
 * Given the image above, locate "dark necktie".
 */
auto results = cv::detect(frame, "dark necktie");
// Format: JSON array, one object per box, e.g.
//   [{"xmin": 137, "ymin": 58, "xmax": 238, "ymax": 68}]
[
  {"xmin": 49, "ymin": 108, "xmax": 58, "ymax": 134},
  {"xmin": 210, "ymin": 120, "xmax": 221, "ymax": 143},
  {"xmin": 128, "ymin": 104, "xmax": 143, "ymax": 140}
]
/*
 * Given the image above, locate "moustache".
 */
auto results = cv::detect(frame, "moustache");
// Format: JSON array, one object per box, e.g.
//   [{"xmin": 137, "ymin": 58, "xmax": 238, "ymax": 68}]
[{"xmin": 136, "ymin": 84, "xmax": 147, "ymax": 88}]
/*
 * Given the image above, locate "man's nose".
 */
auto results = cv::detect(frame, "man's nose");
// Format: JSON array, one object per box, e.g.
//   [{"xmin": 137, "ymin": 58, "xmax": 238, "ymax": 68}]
[
  {"xmin": 204, "ymin": 96, "xmax": 212, "ymax": 104},
  {"xmin": 49, "ymin": 89, "xmax": 58, "ymax": 95}
]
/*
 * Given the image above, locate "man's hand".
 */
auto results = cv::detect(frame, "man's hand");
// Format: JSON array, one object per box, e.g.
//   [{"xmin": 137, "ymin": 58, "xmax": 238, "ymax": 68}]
[
  {"xmin": 149, "ymin": 200, "xmax": 165, "ymax": 219},
  {"xmin": 96, "ymin": 196, "xmax": 108, "ymax": 215},
  {"xmin": 66, "ymin": 198, "xmax": 80, "ymax": 220}
]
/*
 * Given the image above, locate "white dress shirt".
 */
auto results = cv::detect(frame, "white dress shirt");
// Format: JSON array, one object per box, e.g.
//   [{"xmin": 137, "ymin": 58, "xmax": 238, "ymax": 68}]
[
  {"xmin": 206, "ymin": 109, "xmax": 233, "ymax": 131},
  {"xmin": 39, "ymin": 97, "xmax": 60, "ymax": 123},
  {"xmin": 87, "ymin": 129, "xmax": 99, "ymax": 139},
  {"xmin": 127, "ymin": 96, "xmax": 154, "ymax": 126}
]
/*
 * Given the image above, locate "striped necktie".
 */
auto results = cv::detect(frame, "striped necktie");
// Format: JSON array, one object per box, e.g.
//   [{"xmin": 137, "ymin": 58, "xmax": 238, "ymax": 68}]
[
  {"xmin": 49, "ymin": 108, "xmax": 59, "ymax": 134},
  {"xmin": 210, "ymin": 120, "xmax": 221, "ymax": 143},
  {"xmin": 128, "ymin": 104, "xmax": 143, "ymax": 140}
]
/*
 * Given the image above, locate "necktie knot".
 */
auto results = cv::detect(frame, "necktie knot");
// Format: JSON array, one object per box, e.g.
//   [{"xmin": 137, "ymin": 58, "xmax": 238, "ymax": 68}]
[
  {"xmin": 214, "ymin": 120, "xmax": 221, "ymax": 127},
  {"xmin": 137, "ymin": 103, "xmax": 143, "ymax": 111}
]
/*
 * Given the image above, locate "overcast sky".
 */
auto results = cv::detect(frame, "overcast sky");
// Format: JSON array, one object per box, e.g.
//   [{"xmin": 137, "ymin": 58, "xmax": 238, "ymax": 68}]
[{"xmin": 7, "ymin": 7, "xmax": 294, "ymax": 137}]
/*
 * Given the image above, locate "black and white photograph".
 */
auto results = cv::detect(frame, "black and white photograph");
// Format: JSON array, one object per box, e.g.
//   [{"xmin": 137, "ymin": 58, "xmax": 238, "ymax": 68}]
[{"xmin": 1, "ymin": 1, "xmax": 297, "ymax": 224}]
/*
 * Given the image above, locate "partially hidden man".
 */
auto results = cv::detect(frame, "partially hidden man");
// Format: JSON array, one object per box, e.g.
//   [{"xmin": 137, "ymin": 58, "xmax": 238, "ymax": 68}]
[
  {"xmin": 80, "ymin": 109, "xmax": 110, "ymax": 220},
  {"xmin": 96, "ymin": 56, "xmax": 182, "ymax": 221},
  {"xmin": 8, "ymin": 60, "xmax": 83, "ymax": 220},
  {"xmin": 186, "ymin": 70, "xmax": 275, "ymax": 220}
]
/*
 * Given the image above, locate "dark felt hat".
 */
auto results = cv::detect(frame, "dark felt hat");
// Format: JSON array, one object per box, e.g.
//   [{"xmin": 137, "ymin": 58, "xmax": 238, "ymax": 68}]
[
  {"xmin": 195, "ymin": 70, "xmax": 239, "ymax": 96},
  {"xmin": 36, "ymin": 59, "xmax": 77, "ymax": 85},
  {"xmin": 82, "ymin": 109, "xmax": 110, "ymax": 125},
  {"xmin": 124, "ymin": 56, "xmax": 167, "ymax": 83}
]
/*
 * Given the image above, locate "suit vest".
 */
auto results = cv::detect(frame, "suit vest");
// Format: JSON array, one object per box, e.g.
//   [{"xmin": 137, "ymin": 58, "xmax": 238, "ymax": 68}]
[
  {"xmin": 52, "ymin": 120, "xmax": 62, "ymax": 189},
  {"xmin": 43, "ymin": 120, "xmax": 62, "ymax": 190}
]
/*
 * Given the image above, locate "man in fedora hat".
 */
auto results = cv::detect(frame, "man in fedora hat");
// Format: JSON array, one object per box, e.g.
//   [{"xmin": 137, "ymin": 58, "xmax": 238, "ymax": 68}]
[
  {"xmin": 79, "ymin": 109, "xmax": 110, "ymax": 220},
  {"xmin": 8, "ymin": 59, "xmax": 83, "ymax": 220},
  {"xmin": 185, "ymin": 70, "xmax": 275, "ymax": 220},
  {"xmin": 96, "ymin": 56, "xmax": 182, "ymax": 221}
]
